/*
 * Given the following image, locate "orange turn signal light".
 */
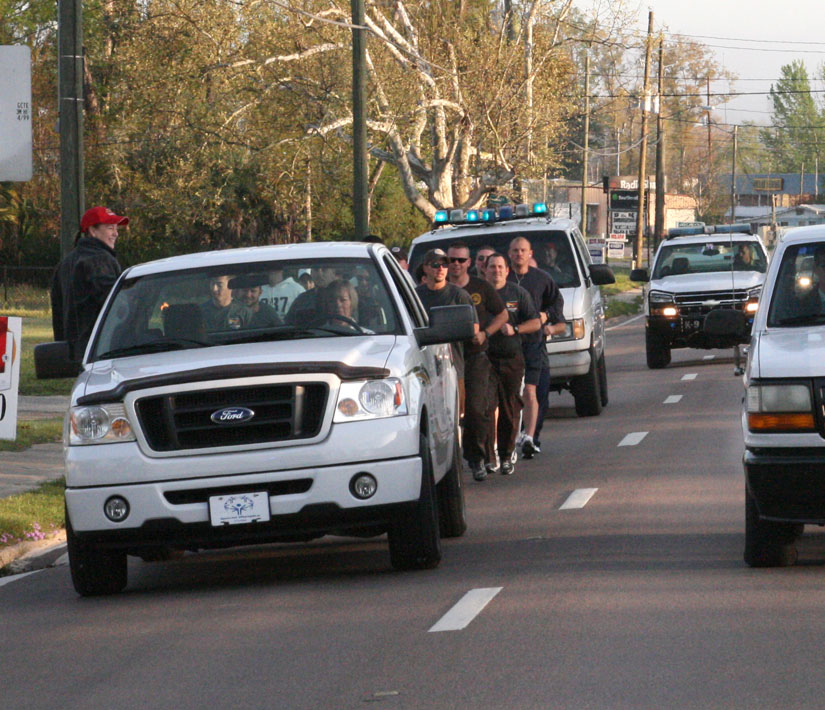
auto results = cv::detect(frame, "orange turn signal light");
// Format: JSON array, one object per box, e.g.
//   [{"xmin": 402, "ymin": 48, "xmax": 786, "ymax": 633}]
[{"xmin": 748, "ymin": 412, "xmax": 816, "ymax": 432}]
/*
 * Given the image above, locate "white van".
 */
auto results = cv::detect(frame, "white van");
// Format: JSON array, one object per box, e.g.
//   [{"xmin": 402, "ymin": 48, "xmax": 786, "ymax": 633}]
[{"xmin": 409, "ymin": 205, "xmax": 615, "ymax": 416}]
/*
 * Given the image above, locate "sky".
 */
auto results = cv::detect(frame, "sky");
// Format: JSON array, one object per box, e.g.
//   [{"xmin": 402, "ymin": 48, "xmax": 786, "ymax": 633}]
[{"xmin": 589, "ymin": 0, "xmax": 825, "ymax": 126}]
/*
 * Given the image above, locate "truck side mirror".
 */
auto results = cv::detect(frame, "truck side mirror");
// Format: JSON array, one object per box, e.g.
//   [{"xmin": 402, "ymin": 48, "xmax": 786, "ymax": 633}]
[
  {"xmin": 629, "ymin": 268, "xmax": 649, "ymax": 283},
  {"xmin": 34, "ymin": 341, "xmax": 82, "ymax": 379},
  {"xmin": 415, "ymin": 304, "xmax": 476, "ymax": 346},
  {"xmin": 589, "ymin": 264, "xmax": 615, "ymax": 286}
]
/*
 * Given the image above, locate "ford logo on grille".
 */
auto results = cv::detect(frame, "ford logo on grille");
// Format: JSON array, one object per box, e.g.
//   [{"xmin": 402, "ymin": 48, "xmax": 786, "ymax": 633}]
[{"xmin": 210, "ymin": 407, "xmax": 255, "ymax": 424}]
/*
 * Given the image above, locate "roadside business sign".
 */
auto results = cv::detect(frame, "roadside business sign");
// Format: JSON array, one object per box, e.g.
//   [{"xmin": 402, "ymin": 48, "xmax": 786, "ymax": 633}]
[
  {"xmin": 609, "ymin": 190, "xmax": 639, "ymax": 210},
  {"xmin": 0, "ymin": 46, "xmax": 32, "ymax": 181},
  {"xmin": 0, "ymin": 316, "xmax": 22, "ymax": 441},
  {"xmin": 608, "ymin": 233, "xmax": 628, "ymax": 242},
  {"xmin": 607, "ymin": 240, "xmax": 627, "ymax": 258}
]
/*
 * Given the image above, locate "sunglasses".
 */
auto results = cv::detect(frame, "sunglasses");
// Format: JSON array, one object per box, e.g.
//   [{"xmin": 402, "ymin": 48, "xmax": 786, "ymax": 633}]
[
  {"xmin": 449, "ymin": 257, "xmax": 469, "ymax": 264},
  {"xmin": 427, "ymin": 261, "xmax": 448, "ymax": 269}
]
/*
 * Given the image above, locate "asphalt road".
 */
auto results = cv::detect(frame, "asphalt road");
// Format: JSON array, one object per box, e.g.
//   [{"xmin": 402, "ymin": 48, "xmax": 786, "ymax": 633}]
[{"xmin": 5, "ymin": 316, "xmax": 825, "ymax": 709}]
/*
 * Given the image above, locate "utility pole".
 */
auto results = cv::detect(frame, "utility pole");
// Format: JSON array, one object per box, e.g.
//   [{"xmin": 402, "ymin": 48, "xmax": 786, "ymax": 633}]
[
  {"xmin": 580, "ymin": 49, "xmax": 591, "ymax": 237},
  {"xmin": 351, "ymin": 0, "xmax": 368, "ymax": 240},
  {"xmin": 634, "ymin": 10, "xmax": 653, "ymax": 269},
  {"xmin": 654, "ymin": 38, "xmax": 666, "ymax": 252},
  {"xmin": 58, "ymin": 0, "xmax": 85, "ymax": 258},
  {"xmin": 730, "ymin": 125, "xmax": 737, "ymax": 224}
]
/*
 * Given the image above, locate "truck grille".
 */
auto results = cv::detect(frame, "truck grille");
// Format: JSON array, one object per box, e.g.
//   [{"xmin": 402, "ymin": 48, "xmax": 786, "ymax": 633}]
[
  {"xmin": 674, "ymin": 290, "xmax": 749, "ymax": 317},
  {"xmin": 135, "ymin": 383, "xmax": 328, "ymax": 451}
]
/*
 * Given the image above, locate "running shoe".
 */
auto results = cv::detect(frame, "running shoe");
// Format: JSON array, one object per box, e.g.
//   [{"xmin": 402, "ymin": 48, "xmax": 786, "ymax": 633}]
[
  {"xmin": 521, "ymin": 435, "xmax": 536, "ymax": 459},
  {"xmin": 470, "ymin": 460, "xmax": 487, "ymax": 481}
]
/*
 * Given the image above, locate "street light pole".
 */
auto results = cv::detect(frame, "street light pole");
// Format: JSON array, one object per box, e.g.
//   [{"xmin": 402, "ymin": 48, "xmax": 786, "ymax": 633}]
[
  {"xmin": 58, "ymin": 0, "xmax": 85, "ymax": 258},
  {"xmin": 351, "ymin": 0, "xmax": 368, "ymax": 240},
  {"xmin": 634, "ymin": 10, "xmax": 653, "ymax": 269},
  {"xmin": 580, "ymin": 49, "xmax": 590, "ymax": 237}
]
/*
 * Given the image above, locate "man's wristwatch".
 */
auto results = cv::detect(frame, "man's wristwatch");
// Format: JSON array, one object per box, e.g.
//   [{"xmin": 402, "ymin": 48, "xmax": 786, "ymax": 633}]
[{"xmin": 513, "ymin": 324, "xmax": 519, "ymax": 334}]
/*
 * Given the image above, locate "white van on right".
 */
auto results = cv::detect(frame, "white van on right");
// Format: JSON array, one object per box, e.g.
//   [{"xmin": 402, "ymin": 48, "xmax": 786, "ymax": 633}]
[{"xmin": 737, "ymin": 225, "xmax": 825, "ymax": 566}]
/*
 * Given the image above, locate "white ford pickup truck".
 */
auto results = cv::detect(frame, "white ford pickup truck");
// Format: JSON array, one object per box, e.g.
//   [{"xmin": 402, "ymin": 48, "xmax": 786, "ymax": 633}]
[{"xmin": 37, "ymin": 242, "xmax": 474, "ymax": 595}]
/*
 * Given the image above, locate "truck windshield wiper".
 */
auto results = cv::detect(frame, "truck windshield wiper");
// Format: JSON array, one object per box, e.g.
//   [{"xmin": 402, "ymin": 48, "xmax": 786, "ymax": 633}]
[
  {"xmin": 96, "ymin": 337, "xmax": 210, "ymax": 360},
  {"xmin": 219, "ymin": 325, "xmax": 364, "ymax": 344}
]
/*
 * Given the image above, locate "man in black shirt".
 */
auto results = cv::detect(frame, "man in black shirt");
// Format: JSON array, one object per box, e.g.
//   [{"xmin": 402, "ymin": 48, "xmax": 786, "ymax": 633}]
[
  {"xmin": 484, "ymin": 253, "xmax": 541, "ymax": 475},
  {"xmin": 51, "ymin": 206, "xmax": 127, "ymax": 360},
  {"xmin": 447, "ymin": 241, "xmax": 508, "ymax": 480},
  {"xmin": 507, "ymin": 236, "xmax": 566, "ymax": 459}
]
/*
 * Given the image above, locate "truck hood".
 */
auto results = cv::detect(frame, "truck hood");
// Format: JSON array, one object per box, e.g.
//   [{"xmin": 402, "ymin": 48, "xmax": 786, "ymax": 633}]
[
  {"xmin": 77, "ymin": 336, "xmax": 395, "ymax": 403},
  {"xmin": 650, "ymin": 271, "xmax": 763, "ymax": 295},
  {"xmin": 752, "ymin": 328, "xmax": 825, "ymax": 379}
]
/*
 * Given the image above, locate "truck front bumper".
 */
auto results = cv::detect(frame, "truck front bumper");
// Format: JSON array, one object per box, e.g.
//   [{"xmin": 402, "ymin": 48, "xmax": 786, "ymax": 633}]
[{"xmin": 744, "ymin": 448, "xmax": 825, "ymax": 524}]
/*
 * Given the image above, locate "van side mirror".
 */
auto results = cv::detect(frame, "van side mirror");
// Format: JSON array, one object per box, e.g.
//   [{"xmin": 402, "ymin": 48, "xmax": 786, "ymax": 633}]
[
  {"xmin": 415, "ymin": 304, "xmax": 476, "ymax": 346},
  {"xmin": 589, "ymin": 264, "xmax": 615, "ymax": 286},
  {"xmin": 34, "ymin": 341, "xmax": 82, "ymax": 379},
  {"xmin": 629, "ymin": 268, "xmax": 649, "ymax": 283}
]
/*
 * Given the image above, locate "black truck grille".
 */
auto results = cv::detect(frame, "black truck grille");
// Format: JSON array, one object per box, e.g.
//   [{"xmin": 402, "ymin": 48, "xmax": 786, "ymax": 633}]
[
  {"xmin": 674, "ymin": 290, "xmax": 749, "ymax": 317},
  {"xmin": 135, "ymin": 383, "xmax": 328, "ymax": 451}
]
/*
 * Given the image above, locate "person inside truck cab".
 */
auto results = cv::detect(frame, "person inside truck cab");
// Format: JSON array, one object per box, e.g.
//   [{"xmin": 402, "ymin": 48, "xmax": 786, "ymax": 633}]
[
  {"xmin": 286, "ymin": 264, "xmax": 341, "ymax": 324},
  {"xmin": 229, "ymin": 274, "xmax": 282, "ymax": 329},
  {"xmin": 200, "ymin": 274, "xmax": 252, "ymax": 331}
]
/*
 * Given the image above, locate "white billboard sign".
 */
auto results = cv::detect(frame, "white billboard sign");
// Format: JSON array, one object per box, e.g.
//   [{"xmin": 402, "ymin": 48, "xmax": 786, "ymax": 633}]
[{"xmin": 0, "ymin": 46, "xmax": 33, "ymax": 181}]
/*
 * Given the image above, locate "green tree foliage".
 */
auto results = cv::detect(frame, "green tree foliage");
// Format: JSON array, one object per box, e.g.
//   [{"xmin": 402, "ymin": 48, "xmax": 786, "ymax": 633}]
[{"xmin": 761, "ymin": 60, "xmax": 825, "ymax": 174}]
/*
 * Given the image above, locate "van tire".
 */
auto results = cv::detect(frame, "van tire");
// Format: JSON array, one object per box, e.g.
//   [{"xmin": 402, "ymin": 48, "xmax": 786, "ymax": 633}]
[
  {"xmin": 571, "ymin": 348, "xmax": 603, "ymax": 417},
  {"xmin": 388, "ymin": 434, "xmax": 442, "ymax": 570},
  {"xmin": 437, "ymin": 427, "xmax": 467, "ymax": 538},
  {"xmin": 645, "ymin": 329, "xmax": 671, "ymax": 369},
  {"xmin": 743, "ymin": 486, "xmax": 798, "ymax": 568},
  {"xmin": 597, "ymin": 352, "xmax": 609, "ymax": 407}
]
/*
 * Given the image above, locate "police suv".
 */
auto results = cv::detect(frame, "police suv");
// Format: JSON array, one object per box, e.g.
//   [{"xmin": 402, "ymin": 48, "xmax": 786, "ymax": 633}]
[
  {"xmin": 630, "ymin": 224, "xmax": 768, "ymax": 368},
  {"xmin": 409, "ymin": 203, "xmax": 615, "ymax": 416},
  {"xmin": 36, "ymin": 242, "xmax": 474, "ymax": 595}
]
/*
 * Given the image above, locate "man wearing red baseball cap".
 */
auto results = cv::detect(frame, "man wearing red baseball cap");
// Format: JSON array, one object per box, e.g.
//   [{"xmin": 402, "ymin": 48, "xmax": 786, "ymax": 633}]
[{"xmin": 50, "ymin": 206, "xmax": 129, "ymax": 360}]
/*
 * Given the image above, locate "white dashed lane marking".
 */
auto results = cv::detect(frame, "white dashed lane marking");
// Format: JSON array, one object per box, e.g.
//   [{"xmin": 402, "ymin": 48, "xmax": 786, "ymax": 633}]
[
  {"xmin": 681, "ymin": 373, "xmax": 698, "ymax": 381},
  {"xmin": 429, "ymin": 587, "xmax": 503, "ymax": 632},
  {"xmin": 560, "ymin": 488, "xmax": 598, "ymax": 510},
  {"xmin": 664, "ymin": 395, "xmax": 682, "ymax": 404},
  {"xmin": 618, "ymin": 432, "xmax": 648, "ymax": 447},
  {"xmin": 703, "ymin": 355, "xmax": 715, "ymax": 360}
]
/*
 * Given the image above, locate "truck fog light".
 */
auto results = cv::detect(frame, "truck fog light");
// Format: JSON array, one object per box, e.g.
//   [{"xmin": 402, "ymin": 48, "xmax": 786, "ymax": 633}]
[
  {"xmin": 350, "ymin": 473, "xmax": 377, "ymax": 500},
  {"xmin": 104, "ymin": 496, "xmax": 130, "ymax": 522}
]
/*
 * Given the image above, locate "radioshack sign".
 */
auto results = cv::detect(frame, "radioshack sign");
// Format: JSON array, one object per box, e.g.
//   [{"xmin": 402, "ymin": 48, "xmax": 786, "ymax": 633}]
[
  {"xmin": 0, "ymin": 46, "xmax": 33, "ymax": 181},
  {"xmin": 0, "ymin": 317, "xmax": 22, "ymax": 441}
]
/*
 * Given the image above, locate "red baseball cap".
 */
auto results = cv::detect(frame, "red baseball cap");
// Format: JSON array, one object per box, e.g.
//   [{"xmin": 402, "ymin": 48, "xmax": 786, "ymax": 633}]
[{"xmin": 80, "ymin": 206, "xmax": 129, "ymax": 232}]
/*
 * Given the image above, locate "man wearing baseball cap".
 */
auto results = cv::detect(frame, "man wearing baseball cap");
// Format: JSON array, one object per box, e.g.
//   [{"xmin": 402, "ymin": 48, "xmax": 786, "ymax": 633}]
[{"xmin": 50, "ymin": 206, "xmax": 128, "ymax": 360}]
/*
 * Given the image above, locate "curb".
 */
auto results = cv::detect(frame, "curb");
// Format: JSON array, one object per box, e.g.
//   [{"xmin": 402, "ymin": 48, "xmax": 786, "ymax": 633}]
[{"xmin": 0, "ymin": 531, "xmax": 66, "ymax": 575}]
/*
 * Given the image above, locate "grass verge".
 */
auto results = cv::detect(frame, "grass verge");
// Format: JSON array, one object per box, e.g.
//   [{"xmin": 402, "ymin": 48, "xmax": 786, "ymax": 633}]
[
  {"xmin": 0, "ymin": 417, "xmax": 63, "ymax": 452},
  {"xmin": 0, "ymin": 478, "xmax": 65, "ymax": 551}
]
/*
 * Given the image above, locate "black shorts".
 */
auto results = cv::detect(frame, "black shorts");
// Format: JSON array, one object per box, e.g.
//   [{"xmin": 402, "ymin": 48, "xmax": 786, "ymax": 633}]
[{"xmin": 522, "ymin": 341, "xmax": 546, "ymax": 386}]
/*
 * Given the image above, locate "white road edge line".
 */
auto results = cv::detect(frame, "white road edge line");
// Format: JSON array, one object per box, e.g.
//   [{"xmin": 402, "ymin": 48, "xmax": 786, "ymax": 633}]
[
  {"xmin": 619, "ymin": 431, "xmax": 648, "ymax": 447},
  {"xmin": 560, "ymin": 488, "xmax": 598, "ymax": 510},
  {"xmin": 428, "ymin": 587, "xmax": 503, "ymax": 633},
  {"xmin": 605, "ymin": 313, "xmax": 644, "ymax": 331},
  {"xmin": 663, "ymin": 395, "xmax": 683, "ymax": 404},
  {"xmin": 681, "ymin": 373, "xmax": 698, "ymax": 381},
  {"xmin": 0, "ymin": 570, "xmax": 43, "ymax": 588}
]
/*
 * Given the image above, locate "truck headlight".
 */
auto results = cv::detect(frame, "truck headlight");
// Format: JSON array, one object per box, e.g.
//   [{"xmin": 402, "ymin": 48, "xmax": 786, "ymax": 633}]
[
  {"xmin": 552, "ymin": 318, "xmax": 585, "ymax": 341},
  {"xmin": 334, "ymin": 378, "xmax": 408, "ymax": 422},
  {"xmin": 649, "ymin": 290, "xmax": 677, "ymax": 316},
  {"xmin": 68, "ymin": 403, "xmax": 136, "ymax": 445},
  {"xmin": 745, "ymin": 286, "xmax": 761, "ymax": 314},
  {"xmin": 747, "ymin": 383, "xmax": 815, "ymax": 432}
]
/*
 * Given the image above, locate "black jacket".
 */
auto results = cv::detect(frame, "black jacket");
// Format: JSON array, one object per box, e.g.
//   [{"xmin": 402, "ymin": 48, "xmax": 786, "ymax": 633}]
[{"xmin": 51, "ymin": 236, "xmax": 122, "ymax": 360}]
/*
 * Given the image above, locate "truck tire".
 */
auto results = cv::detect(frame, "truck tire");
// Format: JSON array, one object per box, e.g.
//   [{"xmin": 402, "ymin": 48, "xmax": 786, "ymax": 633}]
[
  {"xmin": 388, "ymin": 434, "xmax": 442, "ymax": 570},
  {"xmin": 66, "ymin": 506, "xmax": 128, "ymax": 596},
  {"xmin": 645, "ymin": 329, "xmax": 671, "ymax": 369},
  {"xmin": 743, "ymin": 486, "xmax": 799, "ymax": 568},
  {"xmin": 571, "ymin": 348, "xmax": 603, "ymax": 417},
  {"xmin": 436, "ymin": 426, "xmax": 467, "ymax": 538}
]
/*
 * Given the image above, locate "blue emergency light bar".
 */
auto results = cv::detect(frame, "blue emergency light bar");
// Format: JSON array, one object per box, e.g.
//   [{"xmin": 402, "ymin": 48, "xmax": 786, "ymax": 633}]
[
  {"xmin": 667, "ymin": 223, "xmax": 752, "ymax": 239},
  {"xmin": 432, "ymin": 202, "xmax": 552, "ymax": 228}
]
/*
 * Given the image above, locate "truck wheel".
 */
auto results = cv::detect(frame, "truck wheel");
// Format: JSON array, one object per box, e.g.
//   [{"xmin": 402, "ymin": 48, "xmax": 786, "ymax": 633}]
[
  {"xmin": 436, "ymin": 426, "xmax": 467, "ymax": 538},
  {"xmin": 743, "ymin": 486, "xmax": 799, "ymax": 568},
  {"xmin": 645, "ymin": 329, "xmax": 671, "ymax": 369},
  {"xmin": 66, "ymin": 506, "xmax": 128, "ymax": 596},
  {"xmin": 388, "ymin": 434, "xmax": 442, "ymax": 570},
  {"xmin": 571, "ymin": 348, "xmax": 603, "ymax": 417},
  {"xmin": 597, "ymin": 352, "xmax": 609, "ymax": 407}
]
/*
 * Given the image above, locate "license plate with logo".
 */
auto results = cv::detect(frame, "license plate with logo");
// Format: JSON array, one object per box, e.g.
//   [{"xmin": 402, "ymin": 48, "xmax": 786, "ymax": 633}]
[{"xmin": 209, "ymin": 491, "xmax": 270, "ymax": 526}]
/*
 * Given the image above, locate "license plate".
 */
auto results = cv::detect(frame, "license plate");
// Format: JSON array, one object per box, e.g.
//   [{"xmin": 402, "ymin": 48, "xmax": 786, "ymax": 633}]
[
  {"xmin": 209, "ymin": 491, "xmax": 270, "ymax": 526},
  {"xmin": 684, "ymin": 319, "xmax": 702, "ymax": 332}
]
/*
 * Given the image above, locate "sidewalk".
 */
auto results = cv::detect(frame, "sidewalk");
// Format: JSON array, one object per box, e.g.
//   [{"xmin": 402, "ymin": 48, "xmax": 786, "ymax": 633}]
[{"xmin": 0, "ymin": 396, "xmax": 68, "ymax": 500}]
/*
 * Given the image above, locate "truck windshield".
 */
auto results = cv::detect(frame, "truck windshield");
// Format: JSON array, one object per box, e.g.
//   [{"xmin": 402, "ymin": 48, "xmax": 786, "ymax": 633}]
[
  {"xmin": 409, "ymin": 230, "xmax": 581, "ymax": 288},
  {"xmin": 90, "ymin": 257, "xmax": 401, "ymax": 360},
  {"xmin": 651, "ymin": 240, "xmax": 767, "ymax": 279}
]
